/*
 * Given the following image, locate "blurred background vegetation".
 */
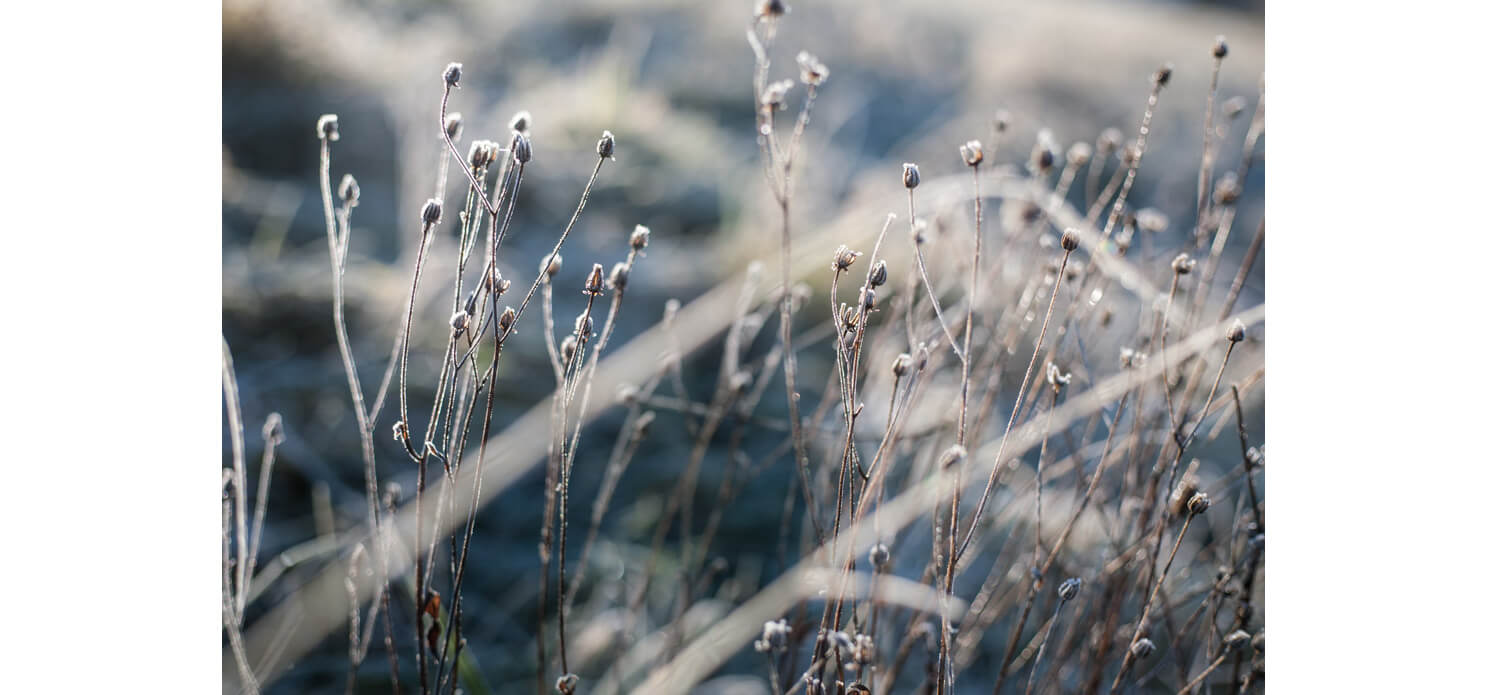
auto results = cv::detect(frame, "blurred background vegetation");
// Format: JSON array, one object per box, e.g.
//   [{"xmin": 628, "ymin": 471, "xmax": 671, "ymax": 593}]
[{"xmin": 223, "ymin": 0, "xmax": 1263, "ymax": 691}]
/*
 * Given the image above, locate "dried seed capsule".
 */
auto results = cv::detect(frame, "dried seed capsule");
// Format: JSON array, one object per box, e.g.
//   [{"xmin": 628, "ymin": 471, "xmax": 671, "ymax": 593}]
[
  {"xmin": 797, "ymin": 51, "xmax": 829, "ymax": 86},
  {"xmin": 574, "ymin": 313, "xmax": 593, "ymax": 338},
  {"xmin": 1058, "ymin": 577, "xmax": 1082, "ymax": 601},
  {"xmin": 756, "ymin": 0, "xmax": 789, "ymax": 19},
  {"xmin": 467, "ymin": 139, "xmax": 494, "ymax": 170},
  {"xmin": 868, "ymin": 259, "xmax": 888, "ymax": 288},
  {"xmin": 993, "ymin": 109, "xmax": 1011, "ymax": 133},
  {"xmin": 891, "ymin": 353, "xmax": 911, "ymax": 377},
  {"xmin": 450, "ymin": 310, "xmax": 469, "ymax": 335},
  {"xmin": 584, "ymin": 263, "xmax": 605, "ymax": 295},
  {"xmin": 555, "ymin": 673, "xmax": 579, "ymax": 695},
  {"xmin": 540, "ymin": 253, "xmax": 563, "ymax": 282},
  {"xmin": 499, "ymin": 306, "xmax": 517, "ymax": 335},
  {"xmin": 511, "ymin": 132, "xmax": 532, "ymax": 163},
  {"xmin": 509, "ymin": 110, "xmax": 532, "ymax": 134},
  {"xmin": 902, "ymin": 163, "xmax": 920, "ymax": 189},
  {"xmin": 860, "ymin": 288, "xmax": 876, "ymax": 311},
  {"xmin": 960, "ymin": 139, "xmax": 984, "ymax": 167},
  {"xmin": 1212, "ymin": 35, "xmax": 1229, "ymax": 59},
  {"xmin": 1154, "ymin": 62, "xmax": 1173, "ymax": 87},
  {"xmin": 444, "ymin": 112, "xmax": 463, "ymax": 141},
  {"xmin": 608, "ymin": 262, "xmax": 630, "ymax": 292},
  {"xmin": 1171, "ymin": 253, "xmax": 1196, "ymax": 275},
  {"xmin": 560, "ymin": 335, "xmax": 578, "ymax": 365},
  {"xmin": 443, "ymin": 62, "xmax": 463, "ymax": 88},
  {"xmin": 317, "ymin": 114, "xmax": 339, "ymax": 141},
  {"xmin": 338, "ymin": 174, "xmax": 360, "ymax": 206},
  {"xmin": 1224, "ymin": 629, "xmax": 1251, "ymax": 649},
  {"xmin": 597, "ymin": 130, "xmax": 616, "ymax": 159},
  {"xmin": 832, "ymin": 244, "xmax": 862, "ymax": 271},
  {"xmin": 1060, "ymin": 228, "xmax": 1080, "ymax": 252},
  {"xmin": 630, "ymin": 224, "xmax": 651, "ymax": 251},
  {"xmin": 1187, "ymin": 492, "xmax": 1212, "ymax": 514},
  {"xmin": 1215, "ymin": 172, "xmax": 1241, "ymax": 205},
  {"xmin": 421, "ymin": 198, "xmax": 443, "ymax": 226},
  {"xmin": 1227, "ymin": 319, "xmax": 1247, "ymax": 343},
  {"xmin": 1132, "ymin": 638, "xmax": 1156, "ymax": 659},
  {"xmin": 761, "ymin": 79, "xmax": 794, "ymax": 112}
]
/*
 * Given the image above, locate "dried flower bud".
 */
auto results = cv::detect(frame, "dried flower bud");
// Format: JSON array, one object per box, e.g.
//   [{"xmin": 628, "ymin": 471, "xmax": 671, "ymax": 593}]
[
  {"xmin": 584, "ymin": 263, "xmax": 605, "ymax": 295},
  {"xmin": 860, "ymin": 288, "xmax": 877, "ymax": 311},
  {"xmin": 845, "ymin": 683, "xmax": 869, "ymax": 695},
  {"xmin": 444, "ymin": 112, "xmax": 463, "ymax": 141},
  {"xmin": 756, "ymin": 0, "xmax": 789, "ymax": 19},
  {"xmin": 509, "ymin": 110, "xmax": 532, "ymax": 134},
  {"xmin": 902, "ymin": 163, "xmax": 920, "ymax": 189},
  {"xmin": 1171, "ymin": 253, "xmax": 1195, "ymax": 275},
  {"xmin": 1245, "ymin": 446, "xmax": 1262, "ymax": 467},
  {"xmin": 1067, "ymin": 141, "xmax": 1092, "ymax": 167},
  {"xmin": 485, "ymin": 264, "xmax": 508, "ymax": 294},
  {"xmin": 499, "ymin": 306, "xmax": 517, "ymax": 335},
  {"xmin": 468, "ymin": 139, "xmax": 494, "ymax": 170},
  {"xmin": 608, "ymin": 262, "xmax": 630, "ymax": 292},
  {"xmin": 1227, "ymin": 319, "xmax": 1247, "ymax": 343},
  {"xmin": 993, "ymin": 109, "xmax": 1011, "ymax": 133},
  {"xmin": 938, "ymin": 445, "xmax": 967, "ymax": 470},
  {"xmin": 421, "ymin": 198, "xmax": 443, "ymax": 226},
  {"xmin": 851, "ymin": 635, "xmax": 875, "ymax": 665},
  {"xmin": 1097, "ymin": 128, "xmax": 1122, "ymax": 154},
  {"xmin": 630, "ymin": 224, "xmax": 651, "ymax": 251},
  {"xmin": 891, "ymin": 353, "xmax": 911, "ymax": 377},
  {"xmin": 797, "ymin": 51, "xmax": 829, "ymax": 86},
  {"xmin": 869, "ymin": 542, "xmax": 890, "ymax": 568},
  {"xmin": 868, "ymin": 260, "xmax": 888, "ymax": 288},
  {"xmin": 839, "ymin": 304, "xmax": 860, "ymax": 330},
  {"xmin": 555, "ymin": 673, "xmax": 578, "ymax": 695},
  {"xmin": 960, "ymin": 139, "xmax": 984, "ymax": 167},
  {"xmin": 512, "ymin": 132, "xmax": 532, "ymax": 163},
  {"xmin": 597, "ymin": 130, "xmax": 616, "ymax": 159},
  {"xmin": 1187, "ymin": 492, "xmax": 1212, "ymax": 514},
  {"xmin": 1058, "ymin": 577, "xmax": 1082, "ymax": 601},
  {"xmin": 317, "ymin": 114, "xmax": 340, "ymax": 141},
  {"xmin": 560, "ymin": 335, "xmax": 578, "ymax": 365},
  {"xmin": 450, "ymin": 310, "xmax": 469, "ymax": 335},
  {"xmin": 832, "ymin": 244, "xmax": 862, "ymax": 271},
  {"xmin": 338, "ymin": 174, "xmax": 360, "ymax": 206},
  {"xmin": 1132, "ymin": 638, "xmax": 1156, "ymax": 659},
  {"xmin": 540, "ymin": 253, "xmax": 563, "ymax": 282},
  {"xmin": 754, "ymin": 618, "xmax": 791, "ymax": 653},
  {"xmin": 1215, "ymin": 172, "xmax": 1241, "ymax": 205},
  {"xmin": 1153, "ymin": 63, "xmax": 1173, "ymax": 87},
  {"xmin": 1060, "ymin": 228, "xmax": 1080, "ymax": 252},
  {"xmin": 1030, "ymin": 129, "xmax": 1058, "ymax": 173},
  {"xmin": 1212, "ymin": 36, "xmax": 1229, "ymax": 59},
  {"xmin": 574, "ymin": 313, "xmax": 593, "ymax": 338},
  {"xmin": 761, "ymin": 79, "xmax": 794, "ymax": 112},
  {"xmin": 443, "ymin": 62, "xmax": 463, "ymax": 88},
  {"xmin": 1134, "ymin": 208, "xmax": 1168, "ymax": 234}
]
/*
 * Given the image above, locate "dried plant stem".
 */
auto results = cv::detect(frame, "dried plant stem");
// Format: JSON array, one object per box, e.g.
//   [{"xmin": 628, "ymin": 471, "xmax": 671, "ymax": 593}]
[
  {"xmin": 959, "ymin": 248, "xmax": 1073, "ymax": 560},
  {"xmin": 1108, "ymin": 509, "xmax": 1199, "ymax": 694},
  {"xmin": 222, "ymin": 338, "xmax": 250, "ymax": 619}
]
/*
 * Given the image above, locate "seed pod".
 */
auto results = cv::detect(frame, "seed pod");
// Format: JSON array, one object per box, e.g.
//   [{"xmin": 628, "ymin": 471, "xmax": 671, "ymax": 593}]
[
  {"xmin": 1215, "ymin": 172, "xmax": 1241, "ymax": 205},
  {"xmin": 960, "ymin": 139, "xmax": 984, "ymax": 167},
  {"xmin": 860, "ymin": 288, "xmax": 876, "ymax": 311},
  {"xmin": 444, "ymin": 112, "xmax": 463, "ymax": 141},
  {"xmin": 756, "ymin": 0, "xmax": 789, "ymax": 19},
  {"xmin": 1058, "ymin": 577, "xmax": 1082, "ymax": 601},
  {"xmin": 891, "ymin": 353, "xmax": 911, "ymax": 377},
  {"xmin": 1171, "ymin": 253, "xmax": 1196, "ymax": 275},
  {"xmin": 1154, "ymin": 62, "xmax": 1173, "ymax": 87},
  {"xmin": 797, "ymin": 51, "xmax": 829, "ymax": 86},
  {"xmin": 869, "ymin": 542, "xmax": 890, "ymax": 569},
  {"xmin": 1060, "ymin": 228, "xmax": 1080, "ymax": 252},
  {"xmin": 450, "ymin": 310, "xmax": 469, "ymax": 335},
  {"xmin": 443, "ymin": 62, "xmax": 463, "ymax": 88},
  {"xmin": 499, "ymin": 306, "xmax": 517, "ymax": 335},
  {"xmin": 555, "ymin": 673, "xmax": 579, "ymax": 695},
  {"xmin": 630, "ymin": 224, "xmax": 651, "ymax": 251},
  {"xmin": 509, "ymin": 110, "xmax": 532, "ymax": 134},
  {"xmin": 317, "ymin": 114, "xmax": 340, "ymax": 141},
  {"xmin": 511, "ymin": 132, "xmax": 532, "ymax": 163},
  {"xmin": 467, "ymin": 139, "xmax": 494, "ymax": 170},
  {"xmin": 1227, "ymin": 319, "xmax": 1247, "ymax": 343},
  {"xmin": 1187, "ymin": 492, "xmax": 1212, "ymax": 515},
  {"xmin": 993, "ymin": 109, "xmax": 1011, "ymax": 133},
  {"xmin": 832, "ymin": 244, "xmax": 862, "ymax": 271},
  {"xmin": 608, "ymin": 262, "xmax": 630, "ymax": 292},
  {"xmin": 540, "ymin": 253, "xmax": 563, "ymax": 282},
  {"xmin": 560, "ymin": 335, "xmax": 578, "ymax": 366},
  {"xmin": 1067, "ymin": 141, "xmax": 1092, "ymax": 167},
  {"xmin": 338, "ymin": 174, "xmax": 360, "ymax": 206},
  {"xmin": 1132, "ymin": 638, "xmax": 1156, "ymax": 659},
  {"xmin": 902, "ymin": 163, "xmax": 920, "ymax": 189},
  {"xmin": 761, "ymin": 79, "xmax": 794, "ymax": 111},
  {"xmin": 574, "ymin": 313, "xmax": 593, "ymax": 339},
  {"xmin": 1213, "ymin": 35, "xmax": 1229, "ymax": 59},
  {"xmin": 868, "ymin": 260, "xmax": 888, "ymax": 288},
  {"xmin": 421, "ymin": 198, "xmax": 443, "ymax": 226},
  {"xmin": 584, "ymin": 263, "xmax": 605, "ymax": 295},
  {"xmin": 597, "ymin": 130, "xmax": 616, "ymax": 159}
]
